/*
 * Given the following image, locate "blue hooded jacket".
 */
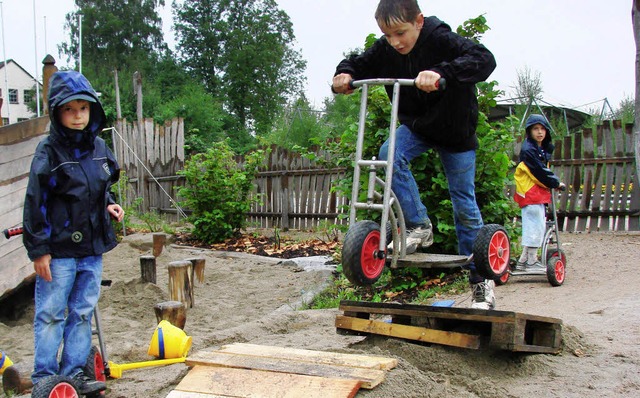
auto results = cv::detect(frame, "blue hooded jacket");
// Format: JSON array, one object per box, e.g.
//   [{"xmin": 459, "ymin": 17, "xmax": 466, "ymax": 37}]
[{"xmin": 23, "ymin": 71, "xmax": 120, "ymax": 260}]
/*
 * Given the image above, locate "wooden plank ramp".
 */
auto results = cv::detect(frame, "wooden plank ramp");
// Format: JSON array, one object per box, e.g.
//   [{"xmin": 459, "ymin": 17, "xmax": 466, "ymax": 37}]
[
  {"xmin": 169, "ymin": 343, "xmax": 397, "ymax": 397},
  {"xmin": 336, "ymin": 300, "xmax": 562, "ymax": 354}
]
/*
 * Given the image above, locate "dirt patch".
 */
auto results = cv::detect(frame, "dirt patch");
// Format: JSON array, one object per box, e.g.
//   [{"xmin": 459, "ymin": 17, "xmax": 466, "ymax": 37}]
[{"xmin": 1, "ymin": 230, "xmax": 639, "ymax": 397}]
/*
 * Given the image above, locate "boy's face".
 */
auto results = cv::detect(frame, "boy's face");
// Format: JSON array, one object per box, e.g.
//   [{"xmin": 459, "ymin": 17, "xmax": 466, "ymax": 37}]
[
  {"xmin": 378, "ymin": 14, "xmax": 424, "ymax": 55},
  {"xmin": 58, "ymin": 99, "xmax": 91, "ymax": 130},
  {"xmin": 530, "ymin": 124, "xmax": 547, "ymax": 146}
]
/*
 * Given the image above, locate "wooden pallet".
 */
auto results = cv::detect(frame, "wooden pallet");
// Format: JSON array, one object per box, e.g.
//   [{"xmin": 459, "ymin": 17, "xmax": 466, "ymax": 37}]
[
  {"xmin": 336, "ymin": 301, "xmax": 562, "ymax": 354},
  {"xmin": 167, "ymin": 343, "xmax": 397, "ymax": 398}
]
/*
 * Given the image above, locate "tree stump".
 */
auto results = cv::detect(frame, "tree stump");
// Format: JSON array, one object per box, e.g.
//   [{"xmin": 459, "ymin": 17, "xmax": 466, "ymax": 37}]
[
  {"xmin": 152, "ymin": 233, "xmax": 167, "ymax": 257},
  {"xmin": 140, "ymin": 255, "xmax": 157, "ymax": 284},
  {"xmin": 186, "ymin": 257, "xmax": 206, "ymax": 283},
  {"xmin": 168, "ymin": 260, "xmax": 193, "ymax": 308},
  {"xmin": 2, "ymin": 362, "xmax": 33, "ymax": 395},
  {"xmin": 153, "ymin": 301, "xmax": 187, "ymax": 329}
]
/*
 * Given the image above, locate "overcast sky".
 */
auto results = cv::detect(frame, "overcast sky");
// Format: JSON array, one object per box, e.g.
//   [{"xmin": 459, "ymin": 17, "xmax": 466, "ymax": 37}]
[{"xmin": 1, "ymin": 0, "xmax": 634, "ymax": 113}]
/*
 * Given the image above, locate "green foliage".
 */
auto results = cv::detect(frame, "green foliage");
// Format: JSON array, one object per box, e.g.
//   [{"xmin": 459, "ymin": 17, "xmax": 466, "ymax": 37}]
[
  {"xmin": 177, "ymin": 141, "xmax": 263, "ymax": 243},
  {"xmin": 262, "ymin": 95, "xmax": 330, "ymax": 149},
  {"xmin": 173, "ymin": 0, "xmax": 307, "ymax": 138}
]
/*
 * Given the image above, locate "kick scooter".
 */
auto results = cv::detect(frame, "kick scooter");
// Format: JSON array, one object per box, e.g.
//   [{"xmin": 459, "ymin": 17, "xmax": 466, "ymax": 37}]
[{"xmin": 340, "ymin": 78, "xmax": 510, "ymax": 287}]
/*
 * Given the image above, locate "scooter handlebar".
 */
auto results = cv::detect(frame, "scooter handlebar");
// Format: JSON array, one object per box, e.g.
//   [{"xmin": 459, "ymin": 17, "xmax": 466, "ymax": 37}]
[
  {"xmin": 348, "ymin": 77, "xmax": 446, "ymax": 91},
  {"xmin": 3, "ymin": 226, "xmax": 23, "ymax": 239}
]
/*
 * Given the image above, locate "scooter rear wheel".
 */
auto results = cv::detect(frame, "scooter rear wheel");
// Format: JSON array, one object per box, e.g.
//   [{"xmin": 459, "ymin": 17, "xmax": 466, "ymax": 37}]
[
  {"xmin": 546, "ymin": 249, "xmax": 566, "ymax": 286},
  {"xmin": 342, "ymin": 220, "xmax": 386, "ymax": 286},
  {"xmin": 31, "ymin": 375, "xmax": 79, "ymax": 398},
  {"xmin": 83, "ymin": 345, "xmax": 107, "ymax": 397},
  {"xmin": 473, "ymin": 224, "xmax": 510, "ymax": 280}
]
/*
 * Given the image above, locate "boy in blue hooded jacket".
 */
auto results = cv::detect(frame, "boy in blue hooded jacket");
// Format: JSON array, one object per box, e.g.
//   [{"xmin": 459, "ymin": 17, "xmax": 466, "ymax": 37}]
[
  {"xmin": 23, "ymin": 70, "xmax": 124, "ymax": 395},
  {"xmin": 514, "ymin": 114, "xmax": 565, "ymax": 270}
]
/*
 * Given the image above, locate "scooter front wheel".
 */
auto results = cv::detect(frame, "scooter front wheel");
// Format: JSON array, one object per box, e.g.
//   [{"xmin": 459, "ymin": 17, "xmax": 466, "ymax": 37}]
[
  {"xmin": 342, "ymin": 220, "xmax": 386, "ymax": 286},
  {"xmin": 31, "ymin": 375, "xmax": 79, "ymax": 398},
  {"xmin": 546, "ymin": 249, "xmax": 566, "ymax": 286},
  {"xmin": 473, "ymin": 224, "xmax": 510, "ymax": 280}
]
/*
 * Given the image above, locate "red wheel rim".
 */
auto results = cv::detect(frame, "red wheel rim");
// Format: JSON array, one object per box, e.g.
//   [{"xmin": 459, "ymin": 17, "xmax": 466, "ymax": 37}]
[
  {"xmin": 552, "ymin": 256, "xmax": 565, "ymax": 283},
  {"xmin": 487, "ymin": 230, "xmax": 510, "ymax": 275},
  {"xmin": 50, "ymin": 382, "xmax": 79, "ymax": 398},
  {"xmin": 359, "ymin": 230, "xmax": 384, "ymax": 279},
  {"xmin": 499, "ymin": 271, "xmax": 510, "ymax": 284},
  {"xmin": 93, "ymin": 352, "xmax": 106, "ymax": 382}
]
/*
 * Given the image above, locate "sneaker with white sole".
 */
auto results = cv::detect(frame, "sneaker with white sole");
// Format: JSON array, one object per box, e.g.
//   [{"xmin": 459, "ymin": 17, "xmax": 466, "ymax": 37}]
[
  {"xmin": 525, "ymin": 261, "xmax": 545, "ymax": 272},
  {"xmin": 386, "ymin": 221, "xmax": 433, "ymax": 254},
  {"xmin": 514, "ymin": 260, "xmax": 528, "ymax": 272},
  {"xmin": 470, "ymin": 279, "xmax": 496, "ymax": 310}
]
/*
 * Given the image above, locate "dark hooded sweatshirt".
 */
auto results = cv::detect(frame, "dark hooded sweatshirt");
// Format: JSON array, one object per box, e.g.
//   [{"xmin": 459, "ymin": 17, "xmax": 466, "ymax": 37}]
[
  {"xmin": 334, "ymin": 16, "xmax": 496, "ymax": 151},
  {"xmin": 23, "ymin": 71, "xmax": 120, "ymax": 261}
]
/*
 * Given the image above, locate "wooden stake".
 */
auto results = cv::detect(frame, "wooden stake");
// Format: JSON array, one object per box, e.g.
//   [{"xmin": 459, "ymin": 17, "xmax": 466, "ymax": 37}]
[
  {"xmin": 186, "ymin": 257, "xmax": 206, "ymax": 283},
  {"xmin": 154, "ymin": 301, "xmax": 187, "ymax": 329},
  {"xmin": 2, "ymin": 362, "xmax": 33, "ymax": 395},
  {"xmin": 152, "ymin": 233, "xmax": 166, "ymax": 257},
  {"xmin": 139, "ymin": 255, "xmax": 157, "ymax": 284},
  {"xmin": 168, "ymin": 260, "xmax": 193, "ymax": 308}
]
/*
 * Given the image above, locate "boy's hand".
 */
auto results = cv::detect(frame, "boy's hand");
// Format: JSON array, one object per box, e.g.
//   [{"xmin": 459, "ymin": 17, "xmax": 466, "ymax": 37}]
[
  {"xmin": 332, "ymin": 73, "xmax": 354, "ymax": 94},
  {"xmin": 34, "ymin": 254, "xmax": 52, "ymax": 282},
  {"xmin": 108, "ymin": 204, "xmax": 125, "ymax": 222},
  {"xmin": 558, "ymin": 182, "xmax": 567, "ymax": 191},
  {"xmin": 415, "ymin": 70, "xmax": 442, "ymax": 93}
]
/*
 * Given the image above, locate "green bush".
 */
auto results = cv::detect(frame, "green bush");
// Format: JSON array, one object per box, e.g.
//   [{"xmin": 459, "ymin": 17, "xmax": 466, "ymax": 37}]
[{"xmin": 177, "ymin": 140, "xmax": 264, "ymax": 243}]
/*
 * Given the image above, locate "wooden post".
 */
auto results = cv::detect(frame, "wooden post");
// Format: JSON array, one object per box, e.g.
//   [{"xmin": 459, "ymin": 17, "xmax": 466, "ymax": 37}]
[
  {"xmin": 140, "ymin": 255, "xmax": 157, "ymax": 283},
  {"xmin": 168, "ymin": 260, "xmax": 193, "ymax": 308},
  {"xmin": 41, "ymin": 54, "xmax": 58, "ymax": 114},
  {"xmin": 154, "ymin": 301, "xmax": 187, "ymax": 329},
  {"xmin": 152, "ymin": 233, "xmax": 166, "ymax": 257},
  {"xmin": 2, "ymin": 362, "xmax": 33, "ymax": 395},
  {"xmin": 186, "ymin": 257, "xmax": 206, "ymax": 283}
]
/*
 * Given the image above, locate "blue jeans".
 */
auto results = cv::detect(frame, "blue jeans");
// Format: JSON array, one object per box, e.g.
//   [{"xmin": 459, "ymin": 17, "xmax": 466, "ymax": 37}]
[
  {"xmin": 379, "ymin": 125, "xmax": 484, "ymax": 283},
  {"xmin": 32, "ymin": 256, "xmax": 103, "ymax": 384}
]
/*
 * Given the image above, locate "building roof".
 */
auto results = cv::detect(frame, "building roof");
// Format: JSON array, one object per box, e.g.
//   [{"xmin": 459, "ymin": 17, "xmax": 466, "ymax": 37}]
[
  {"xmin": 0, "ymin": 59, "xmax": 41, "ymax": 86},
  {"xmin": 488, "ymin": 99, "xmax": 591, "ymax": 131}
]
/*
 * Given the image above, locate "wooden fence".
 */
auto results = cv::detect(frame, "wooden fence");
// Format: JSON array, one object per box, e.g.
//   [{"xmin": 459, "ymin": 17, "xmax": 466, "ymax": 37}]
[
  {"xmin": 549, "ymin": 120, "xmax": 639, "ymax": 231},
  {"xmin": 112, "ymin": 117, "xmax": 186, "ymax": 219}
]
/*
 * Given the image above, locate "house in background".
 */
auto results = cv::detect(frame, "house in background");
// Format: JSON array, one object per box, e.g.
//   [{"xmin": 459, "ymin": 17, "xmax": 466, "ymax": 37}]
[{"xmin": 0, "ymin": 59, "xmax": 41, "ymax": 126}]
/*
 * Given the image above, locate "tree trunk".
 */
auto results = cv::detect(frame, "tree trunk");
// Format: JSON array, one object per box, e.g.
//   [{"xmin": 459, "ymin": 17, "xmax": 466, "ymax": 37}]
[
  {"xmin": 168, "ymin": 260, "xmax": 194, "ymax": 308},
  {"xmin": 140, "ymin": 255, "xmax": 157, "ymax": 284},
  {"xmin": 2, "ymin": 361, "xmax": 33, "ymax": 395},
  {"xmin": 154, "ymin": 301, "xmax": 187, "ymax": 329}
]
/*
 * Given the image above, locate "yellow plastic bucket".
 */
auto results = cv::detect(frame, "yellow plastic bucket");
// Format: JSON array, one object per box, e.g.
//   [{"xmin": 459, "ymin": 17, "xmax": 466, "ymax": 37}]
[
  {"xmin": 147, "ymin": 320, "xmax": 192, "ymax": 359},
  {"xmin": 0, "ymin": 351, "xmax": 13, "ymax": 375}
]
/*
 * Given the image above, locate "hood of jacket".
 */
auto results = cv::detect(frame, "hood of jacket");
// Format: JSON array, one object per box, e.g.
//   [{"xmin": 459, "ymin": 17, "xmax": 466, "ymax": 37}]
[
  {"xmin": 525, "ymin": 114, "xmax": 553, "ymax": 149},
  {"xmin": 47, "ymin": 71, "xmax": 107, "ymax": 151}
]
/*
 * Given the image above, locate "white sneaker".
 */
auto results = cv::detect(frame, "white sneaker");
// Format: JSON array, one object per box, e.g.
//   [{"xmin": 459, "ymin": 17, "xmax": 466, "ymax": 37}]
[
  {"xmin": 470, "ymin": 279, "xmax": 496, "ymax": 310},
  {"xmin": 405, "ymin": 222, "xmax": 434, "ymax": 254}
]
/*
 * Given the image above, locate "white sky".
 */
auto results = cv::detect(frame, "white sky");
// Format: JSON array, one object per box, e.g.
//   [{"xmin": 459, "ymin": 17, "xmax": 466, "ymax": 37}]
[{"xmin": 1, "ymin": 0, "xmax": 635, "ymax": 113}]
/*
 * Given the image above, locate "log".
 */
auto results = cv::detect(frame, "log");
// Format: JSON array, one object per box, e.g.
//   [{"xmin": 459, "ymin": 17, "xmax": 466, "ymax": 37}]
[
  {"xmin": 2, "ymin": 362, "xmax": 33, "ymax": 395},
  {"xmin": 154, "ymin": 301, "xmax": 187, "ymax": 329},
  {"xmin": 168, "ymin": 260, "xmax": 193, "ymax": 308},
  {"xmin": 186, "ymin": 257, "xmax": 206, "ymax": 283},
  {"xmin": 152, "ymin": 233, "xmax": 167, "ymax": 257},
  {"xmin": 140, "ymin": 255, "xmax": 157, "ymax": 284}
]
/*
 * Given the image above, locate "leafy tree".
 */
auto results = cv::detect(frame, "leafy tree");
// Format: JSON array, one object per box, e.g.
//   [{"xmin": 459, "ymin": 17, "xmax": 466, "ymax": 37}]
[
  {"xmin": 173, "ymin": 0, "xmax": 307, "ymax": 139},
  {"xmin": 262, "ymin": 94, "xmax": 330, "ymax": 149}
]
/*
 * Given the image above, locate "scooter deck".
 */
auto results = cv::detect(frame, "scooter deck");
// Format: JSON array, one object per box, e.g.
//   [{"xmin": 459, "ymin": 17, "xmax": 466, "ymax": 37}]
[
  {"xmin": 509, "ymin": 269, "xmax": 547, "ymax": 276},
  {"xmin": 392, "ymin": 253, "xmax": 471, "ymax": 269}
]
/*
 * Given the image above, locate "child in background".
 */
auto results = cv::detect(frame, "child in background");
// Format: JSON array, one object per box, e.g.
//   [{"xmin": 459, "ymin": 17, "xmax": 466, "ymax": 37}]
[
  {"xmin": 23, "ymin": 70, "xmax": 124, "ymax": 395},
  {"xmin": 331, "ymin": 0, "xmax": 498, "ymax": 308},
  {"xmin": 514, "ymin": 114, "xmax": 565, "ymax": 270}
]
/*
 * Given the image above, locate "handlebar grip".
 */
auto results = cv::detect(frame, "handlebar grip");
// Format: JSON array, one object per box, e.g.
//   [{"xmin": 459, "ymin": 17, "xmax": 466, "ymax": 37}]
[
  {"xmin": 435, "ymin": 78, "xmax": 446, "ymax": 91},
  {"xmin": 3, "ymin": 226, "xmax": 23, "ymax": 239}
]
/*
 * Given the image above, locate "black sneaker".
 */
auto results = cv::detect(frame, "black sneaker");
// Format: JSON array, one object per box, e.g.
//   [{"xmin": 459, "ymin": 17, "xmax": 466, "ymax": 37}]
[{"xmin": 72, "ymin": 371, "xmax": 107, "ymax": 395}]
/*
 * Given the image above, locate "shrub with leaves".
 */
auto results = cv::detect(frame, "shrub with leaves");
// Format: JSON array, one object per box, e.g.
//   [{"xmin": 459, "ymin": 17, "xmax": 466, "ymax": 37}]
[{"xmin": 177, "ymin": 140, "xmax": 263, "ymax": 243}]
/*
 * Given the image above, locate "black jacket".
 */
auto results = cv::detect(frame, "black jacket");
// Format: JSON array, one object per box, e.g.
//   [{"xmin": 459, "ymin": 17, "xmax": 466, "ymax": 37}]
[
  {"xmin": 23, "ymin": 71, "xmax": 120, "ymax": 261},
  {"xmin": 335, "ymin": 16, "xmax": 496, "ymax": 151}
]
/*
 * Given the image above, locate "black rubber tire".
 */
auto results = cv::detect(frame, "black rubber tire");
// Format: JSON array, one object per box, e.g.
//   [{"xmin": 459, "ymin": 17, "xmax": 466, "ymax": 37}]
[
  {"xmin": 83, "ymin": 345, "xmax": 107, "ymax": 397},
  {"xmin": 546, "ymin": 249, "xmax": 566, "ymax": 286},
  {"xmin": 31, "ymin": 375, "xmax": 79, "ymax": 398},
  {"xmin": 472, "ymin": 224, "xmax": 511, "ymax": 280},
  {"xmin": 342, "ymin": 220, "xmax": 386, "ymax": 286}
]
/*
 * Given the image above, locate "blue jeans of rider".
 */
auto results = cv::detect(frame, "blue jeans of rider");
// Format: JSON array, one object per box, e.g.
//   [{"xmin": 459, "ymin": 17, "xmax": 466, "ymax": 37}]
[
  {"xmin": 32, "ymin": 255, "xmax": 103, "ymax": 384},
  {"xmin": 379, "ymin": 124, "xmax": 484, "ymax": 283}
]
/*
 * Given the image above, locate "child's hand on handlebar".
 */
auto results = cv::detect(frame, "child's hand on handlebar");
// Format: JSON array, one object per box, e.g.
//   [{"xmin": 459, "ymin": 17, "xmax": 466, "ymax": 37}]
[
  {"xmin": 558, "ymin": 182, "xmax": 566, "ymax": 191},
  {"xmin": 415, "ymin": 70, "xmax": 442, "ymax": 93},
  {"xmin": 332, "ymin": 73, "xmax": 355, "ymax": 94}
]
